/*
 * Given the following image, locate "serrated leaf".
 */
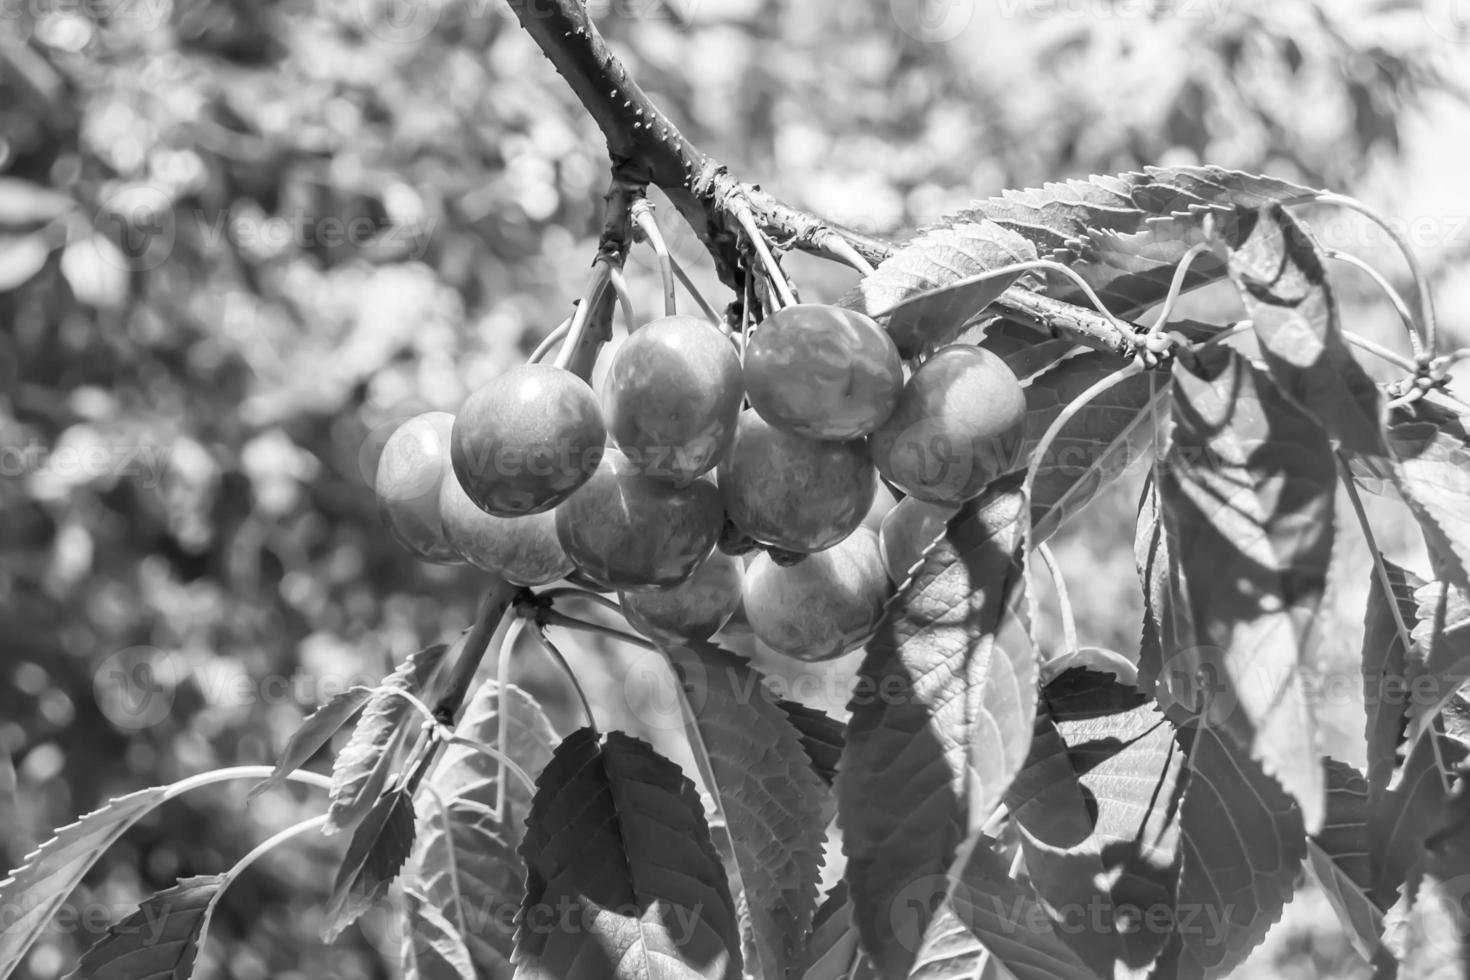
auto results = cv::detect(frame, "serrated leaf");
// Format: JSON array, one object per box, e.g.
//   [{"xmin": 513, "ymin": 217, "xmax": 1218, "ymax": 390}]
[
  {"xmin": 1404, "ymin": 583, "xmax": 1470, "ymax": 751},
  {"xmin": 402, "ymin": 887, "xmax": 477, "ymax": 980},
  {"xmin": 0, "ymin": 785, "xmax": 171, "ymax": 978},
  {"xmin": 837, "ymin": 473, "xmax": 1036, "ymax": 980},
  {"xmin": 964, "ymin": 319, "xmax": 1079, "ymax": 381},
  {"xmin": 1147, "ymin": 347, "xmax": 1336, "ymax": 831},
  {"xmin": 66, "ymin": 875, "xmax": 224, "ymax": 980},
  {"xmin": 907, "ymin": 839, "xmax": 1103, "ymax": 980},
  {"xmin": 776, "ymin": 699, "xmax": 844, "ymax": 788},
  {"xmin": 853, "ymin": 219, "xmax": 1037, "ymax": 356},
  {"xmin": 513, "ymin": 728, "xmax": 741, "ymax": 980},
  {"xmin": 1307, "ymin": 758, "xmax": 1386, "ymax": 963},
  {"xmin": 1370, "ymin": 722, "xmax": 1467, "ymax": 908},
  {"xmin": 1394, "ymin": 784, "xmax": 1470, "ymax": 979},
  {"xmin": 798, "ymin": 884, "xmax": 873, "ymax": 980},
  {"xmin": 1155, "ymin": 727, "xmax": 1306, "ymax": 980},
  {"xmin": 1019, "ymin": 353, "xmax": 1170, "ymax": 543},
  {"xmin": 323, "ymin": 786, "xmax": 417, "ymax": 941},
  {"xmin": 249, "ymin": 686, "xmax": 374, "ymax": 800},
  {"xmin": 66, "ymin": 875, "xmax": 223, "ymax": 980},
  {"xmin": 408, "ymin": 682, "xmax": 557, "ymax": 980},
  {"xmin": 1226, "ymin": 205, "xmax": 1386, "ymax": 456},
  {"xmin": 1362, "ymin": 559, "xmax": 1427, "ymax": 798},
  {"xmin": 662, "ymin": 643, "xmax": 827, "ymax": 980},
  {"xmin": 327, "ymin": 643, "xmax": 450, "ymax": 834}
]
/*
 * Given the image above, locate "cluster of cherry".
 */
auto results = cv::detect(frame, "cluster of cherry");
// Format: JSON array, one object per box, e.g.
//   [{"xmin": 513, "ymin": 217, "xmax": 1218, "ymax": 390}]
[{"xmin": 375, "ymin": 303, "xmax": 1026, "ymax": 660}]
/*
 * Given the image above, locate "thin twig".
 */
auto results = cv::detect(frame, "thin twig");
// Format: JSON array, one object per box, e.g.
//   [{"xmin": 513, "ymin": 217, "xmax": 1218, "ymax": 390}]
[
  {"xmin": 632, "ymin": 200, "xmax": 678, "ymax": 317},
  {"xmin": 532, "ymin": 629, "xmax": 598, "ymax": 733},
  {"xmin": 733, "ymin": 203, "xmax": 796, "ymax": 309},
  {"xmin": 1037, "ymin": 542, "xmax": 1078, "ymax": 655}
]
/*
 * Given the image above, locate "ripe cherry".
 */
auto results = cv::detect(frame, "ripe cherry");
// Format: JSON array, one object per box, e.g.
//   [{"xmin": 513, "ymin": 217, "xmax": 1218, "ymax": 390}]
[
  {"xmin": 743, "ymin": 527, "xmax": 891, "ymax": 661},
  {"xmin": 451, "ymin": 364, "xmax": 604, "ymax": 517},
  {"xmin": 743, "ymin": 304, "xmax": 903, "ymax": 440},
  {"xmin": 555, "ymin": 447, "xmax": 723, "ymax": 591},
  {"xmin": 621, "ymin": 549, "xmax": 743, "ymax": 645},
  {"xmin": 869, "ymin": 345, "xmax": 1025, "ymax": 504},
  {"xmin": 718, "ymin": 409, "xmax": 876, "ymax": 553},
  {"xmin": 878, "ymin": 496, "xmax": 959, "ymax": 584},
  {"xmin": 440, "ymin": 465, "xmax": 572, "ymax": 586},
  {"xmin": 375, "ymin": 412, "xmax": 463, "ymax": 564},
  {"xmin": 602, "ymin": 314, "xmax": 743, "ymax": 484}
]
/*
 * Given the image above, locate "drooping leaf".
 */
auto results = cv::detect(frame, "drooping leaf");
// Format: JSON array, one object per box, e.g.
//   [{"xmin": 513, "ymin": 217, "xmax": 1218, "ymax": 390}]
[
  {"xmin": 1307, "ymin": 758, "xmax": 1386, "ymax": 963},
  {"xmin": 327, "ymin": 643, "xmax": 450, "ymax": 834},
  {"xmin": 1369, "ymin": 720, "xmax": 1467, "ymax": 908},
  {"xmin": 402, "ymin": 887, "xmax": 477, "ymax": 980},
  {"xmin": 1226, "ymin": 204, "xmax": 1385, "ymax": 456},
  {"xmin": 0, "ymin": 785, "xmax": 171, "ymax": 978},
  {"xmin": 67, "ymin": 875, "xmax": 225, "ymax": 980},
  {"xmin": 248, "ymin": 686, "xmax": 374, "ymax": 800},
  {"xmin": 1018, "ymin": 352, "xmax": 1170, "ymax": 542},
  {"xmin": 1149, "ymin": 347, "xmax": 1336, "ymax": 830},
  {"xmin": 323, "ymin": 786, "xmax": 417, "ymax": 941},
  {"xmin": 837, "ymin": 473, "xmax": 1036, "ymax": 979},
  {"xmin": 513, "ymin": 728, "xmax": 742, "ymax": 980},
  {"xmin": 1155, "ymin": 727, "xmax": 1307, "ymax": 980},
  {"xmin": 906, "ymin": 838, "xmax": 1103, "ymax": 980},
  {"xmin": 1393, "ymin": 784, "xmax": 1470, "ymax": 979},
  {"xmin": 1361, "ymin": 558, "xmax": 1427, "ymax": 798},
  {"xmin": 776, "ymin": 699, "xmax": 844, "ymax": 787},
  {"xmin": 852, "ymin": 219, "xmax": 1037, "ymax": 356},
  {"xmin": 408, "ymin": 682, "xmax": 558, "ymax": 980},
  {"xmin": 664, "ymin": 643, "xmax": 827, "ymax": 980}
]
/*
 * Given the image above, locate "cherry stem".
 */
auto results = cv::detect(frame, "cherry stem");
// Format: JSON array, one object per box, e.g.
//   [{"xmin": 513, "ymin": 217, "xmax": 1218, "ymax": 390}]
[
  {"xmin": 632, "ymin": 200, "xmax": 678, "ymax": 317},
  {"xmin": 1307, "ymin": 193, "xmax": 1436, "ymax": 360},
  {"xmin": 733, "ymin": 203, "xmax": 797, "ymax": 309},
  {"xmin": 439, "ymin": 733, "xmax": 537, "ymax": 796},
  {"xmin": 1342, "ymin": 330, "xmax": 1416, "ymax": 373},
  {"xmin": 494, "ymin": 615, "xmax": 526, "ymax": 824},
  {"xmin": 1036, "ymin": 542, "xmax": 1078, "ymax": 655},
  {"xmin": 820, "ymin": 231, "xmax": 877, "ymax": 275},
  {"xmin": 609, "ymin": 266, "xmax": 638, "ymax": 333},
  {"xmin": 537, "ymin": 586, "xmax": 625, "ymax": 617},
  {"xmin": 671, "ymin": 255, "xmax": 720, "ymax": 324},
  {"xmin": 541, "ymin": 607, "xmax": 656, "ymax": 651},
  {"xmin": 1325, "ymin": 249, "xmax": 1421, "ymax": 358},
  {"xmin": 207, "ymin": 812, "xmax": 331, "ymax": 954},
  {"xmin": 1197, "ymin": 320, "xmax": 1256, "ymax": 349},
  {"xmin": 531, "ymin": 628, "xmax": 598, "ymax": 733},
  {"xmin": 1148, "ymin": 242, "xmax": 1213, "ymax": 336},
  {"xmin": 554, "ymin": 261, "xmax": 614, "ymax": 373},
  {"xmin": 529, "ymin": 315, "xmax": 574, "ymax": 364}
]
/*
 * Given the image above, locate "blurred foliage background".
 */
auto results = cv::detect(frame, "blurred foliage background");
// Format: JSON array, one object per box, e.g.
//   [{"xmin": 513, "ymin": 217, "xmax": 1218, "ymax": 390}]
[{"xmin": 2, "ymin": 0, "xmax": 1469, "ymax": 977}]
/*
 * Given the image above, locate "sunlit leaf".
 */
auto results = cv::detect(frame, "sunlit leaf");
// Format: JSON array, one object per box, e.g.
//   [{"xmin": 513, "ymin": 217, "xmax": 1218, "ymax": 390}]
[
  {"xmin": 1307, "ymin": 759, "xmax": 1386, "ymax": 963},
  {"xmin": 837, "ymin": 473, "xmax": 1036, "ymax": 979},
  {"xmin": 402, "ymin": 887, "xmax": 477, "ymax": 980},
  {"xmin": 797, "ymin": 883, "xmax": 873, "ymax": 980},
  {"xmin": 323, "ymin": 786, "xmax": 416, "ymax": 941},
  {"xmin": 249, "ymin": 686, "xmax": 374, "ymax": 801},
  {"xmin": 68, "ymin": 875, "xmax": 225, "ymax": 980},
  {"xmin": 1393, "ymin": 785, "xmax": 1470, "ymax": 979}
]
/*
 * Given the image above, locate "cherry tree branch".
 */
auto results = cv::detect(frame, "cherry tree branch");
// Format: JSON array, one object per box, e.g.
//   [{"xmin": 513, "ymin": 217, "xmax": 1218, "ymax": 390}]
[{"xmin": 502, "ymin": 0, "xmax": 1137, "ymax": 356}]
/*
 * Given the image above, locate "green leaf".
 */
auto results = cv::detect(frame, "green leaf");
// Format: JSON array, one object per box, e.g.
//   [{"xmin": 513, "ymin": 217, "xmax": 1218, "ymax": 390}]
[
  {"xmin": 513, "ymin": 728, "xmax": 742, "ymax": 980},
  {"xmin": 1226, "ymin": 204, "xmax": 1386, "ymax": 456},
  {"xmin": 248, "ymin": 686, "xmax": 374, "ymax": 800},
  {"xmin": 323, "ymin": 786, "xmax": 417, "ymax": 941},
  {"xmin": 1404, "ymin": 581, "xmax": 1470, "ymax": 758},
  {"xmin": 66, "ymin": 875, "xmax": 224, "ymax": 980},
  {"xmin": 408, "ymin": 682, "xmax": 558, "ymax": 980},
  {"xmin": 664, "ymin": 643, "xmax": 828, "ymax": 980},
  {"xmin": 853, "ymin": 219, "xmax": 1038, "ymax": 356},
  {"xmin": 1391, "ymin": 784, "xmax": 1470, "ymax": 979},
  {"xmin": 0, "ymin": 785, "xmax": 171, "ymax": 978},
  {"xmin": 1148, "ymin": 347, "xmax": 1337, "ymax": 831},
  {"xmin": 1018, "ymin": 352, "xmax": 1170, "ymax": 543},
  {"xmin": 837, "ymin": 473, "xmax": 1036, "ymax": 980},
  {"xmin": 1307, "ymin": 759, "xmax": 1386, "ymax": 964},
  {"xmin": 907, "ymin": 839, "xmax": 1104, "ymax": 980},
  {"xmin": 776, "ymin": 699, "xmax": 844, "ymax": 787},
  {"xmin": 797, "ymin": 883, "xmax": 873, "ymax": 980},
  {"xmin": 1369, "ymin": 399, "xmax": 1470, "ymax": 595},
  {"xmin": 1155, "ymin": 727, "xmax": 1306, "ymax": 980},
  {"xmin": 1362, "ymin": 559, "xmax": 1426, "ymax": 798},
  {"xmin": 1370, "ymin": 722, "xmax": 1467, "ymax": 908},
  {"xmin": 402, "ymin": 887, "xmax": 477, "ymax": 980},
  {"xmin": 963, "ymin": 320, "xmax": 1078, "ymax": 381},
  {"xmin": 327, "ymin": 643, "xmax": 450, "ymax": 834}
]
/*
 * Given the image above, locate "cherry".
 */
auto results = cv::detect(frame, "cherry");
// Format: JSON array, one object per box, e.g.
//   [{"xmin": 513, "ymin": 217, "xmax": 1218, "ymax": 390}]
[
  {"xmin": 621, "ymin": 549, "xmax": 743, "ymax": 645},
  {"xmin": 743, "ymin": 303, "xmax": 903, "ymax": 440},
  {"xmin": 555, "ymin": 447, "xmax": 723, "ymax": 591},
  {"xmin": 602, "ymin": 314, "xmax": 743, "ymax": 484},
  {"xmin": 375, "ymin": 412, "xmax": 464, "ymax": 564},
  {"xmin": 742, "ymin": 527, "xmax": 891, "ymax": 661},
  {"xmin": 718, "ymin": 409, "xmax": 876, "ymax": 553},
  {"xmin": 878, "ymin": 496, "xmax": 959, "ymax": 584},
  {"xmin": 451, "ymin": 364, "xmax": 604, "ymax": 517},
  {"xmin": 440, "ymin": 465, "xmax": 572, "ymax": 586},
  {"xmin": 869, "ymin": 345, "xmax": 1025, "ymax": 504}
]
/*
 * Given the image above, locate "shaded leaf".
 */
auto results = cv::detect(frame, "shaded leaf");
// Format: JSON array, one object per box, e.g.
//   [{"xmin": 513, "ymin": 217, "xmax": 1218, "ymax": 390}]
[
  {"xmin": 776, "ymin": 699, "xmax": 844, "ymax": 787},
  {"xmin": 1019, "ymin": 352, "xmax": 1170, "ymax": 542},
  {"xmin": 0, "ymin": 786, "xmax": 171, "ymax": 978},
  {"xmin": 798, "ymin": 883, "xmax": 873, "ymax": 980},
  {"xmin": 1226, "ymin": 204, "xmax": 1385, "ymax": 456},
  {"xmin": 1403, "ymin": 581, "xmax": 1470, "ymax": 750},
  {"xmin": 513, "ymin": 728, "xmax": 741, "ymax": 980},
  {"xmin": 1307, "ymin": 759, "xmax": 1386, "ymax": 963},
  {"xmin": 249, "ymin": 686, "xmax": 374, "ymax": 800},
  {"xmin": 1156, "ymin": 727, "xmax": 1306, "ymax": 980},
  {"xmin": 837, "ymin": 473, "xmax": 1036, "ymax": 979},
  {"xmin": 327, "ymin": 643, "xmax": 450, "ymax": 834},
  {"xmin": 665, "ymin": 643, "xmax": 828, "ymax": 980},
  {"xmin": 1362, "ymin": 559, "xmax": 1427, "ymax": 797},
  {"xmin": 1394, "ymin": 784, "xmax": 1470, "ymax": 979},
  {"xmin": 402, "ymin": 887, "xmax": 477, "ymax": 980},
  {"xmin": 1370, "ymin": 721, "xmax": 1467, "ymax": 908},
  {"xmin": 1146, "ymin": 347, "xmax": 1336, "ymax": 830},
  {"xmin": 853, "ymin": 219, "xmax": 1037, "ymax": 356},
  {"xmin": 67, "ymin": 875, "xmax": 224, "ymax": 980},
  {"xmin": 323, "ymin": 786, "xmax": 417, "ymax": 941},
  {"xmin": 428, "ymin": 680, "xmax": 558, "ymax": 811},
  {"xmin": 964, "ymin": 319, "xmax": 1078, "ymax": 381}
]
